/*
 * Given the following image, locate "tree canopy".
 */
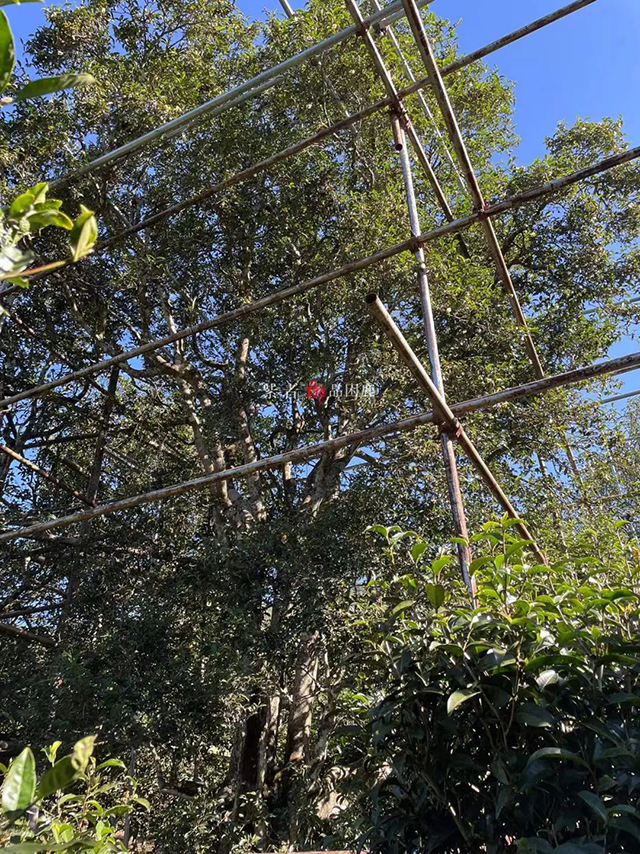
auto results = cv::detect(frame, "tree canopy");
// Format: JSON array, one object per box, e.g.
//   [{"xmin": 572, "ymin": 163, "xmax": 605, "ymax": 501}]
[{"xmin": 1, "ymin": 1, "xmax": 639, "ymax": 851}]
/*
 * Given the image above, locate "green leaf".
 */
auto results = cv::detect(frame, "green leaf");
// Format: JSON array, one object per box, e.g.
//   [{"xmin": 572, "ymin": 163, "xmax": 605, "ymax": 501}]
[
  {"xmin": 366, "ymin": 524, "xmax": 389, "ymax": 539},
  {"xmin": 608, "ymin": 692, "xmax": 640, "ymax": 707},
  {"xmin": 43, "ymin": 740, "xmax": 62, "ymax": 766},
  {"xmin": 536, "ymin": 669, "xmax": 559, "ymax": 689},
  {"xmin": 0, "ymin": 9, "xmax": 14, "ymax": 92},
  {"xmin": 71, "ymin": 735, "xmax": 96, "ymax": 771},
  {"xmin": 9, "ymin": 188, "xmax": 36, "ymax": 217},
  {"xmin": 69, "ymin": 206, "xmax": 98, "ymax": 261},
  {"xmin": 95, "ymin": 758, "xmax": 126, "ymax": 770},
  {"xmin": 131, "ymin": 795, "xmax": 150, "ymax": 810},
  {"xmin": 2, "ymin": 747, "xmax": 36, "ymax": 814},
  {"xmin": 426, "ymin": 582, "xmax": 445, "ymax": 609},
  {"xmin": 14, "ymin": 72, "xmax": 95, "ymax": 101},
  {"xmin": 447, "ymin": 688, "xmax": 480, "ymax": 715},
  {"xmin": 515, "ymin": 703, "xmax": 555, "ymax": 729},
  {"xmin": 28, "ymin": 209, "xmax": 74, "ymax": 231},
  {"xmin": 578, "ymin": 790, "xmax": 608, "ymax": 823},
  {"xmin": 36, "ymin": 755, "xmax": 77, "ymax": 800},
  {"xmin": 526, "ymin": 747, "xmax": 589, "ymax": 769},
  {"xmin": 469, "ymin": 555, "xmax": 493, "ymax": 574},
  {"xmin": 410, "ymin": 541, "xmax": 428, "ymax": 563},
  {"xmin": 609, "ymin": 814, "xmax": 640, "ymax": 842},
  {"xmin": 391, "ymin": 599, "xmax": 414, "ymax": 616}
]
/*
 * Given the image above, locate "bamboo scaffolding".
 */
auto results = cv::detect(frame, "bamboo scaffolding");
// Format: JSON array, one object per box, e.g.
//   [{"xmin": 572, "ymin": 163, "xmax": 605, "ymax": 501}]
[
  {"xmin": 389, "ymin": 108, "xmax": 474, "ymax": 596},
  {"xmin": 347, "ymin": 0, "xmax": 473, "ymax": 593},
  {"xmin": 1, "ymin": 349, "xmax": 637, "ymax": 545},
  {"xmin": 1, "ymin": 145, "xmax": 638, "ymax": 413},
  {"xmin": 87, "ymin": 0, "xmax": 594, "ymax": 255},
  {"xmin": 366, "ymin": 294, "xmax": 547, "ymax": 564},
  {"xmin": 400, "ymin": 0, "xmax": 544, "ymax": 377},
  {"xmin": 47, "ymin": 0, "xmax": 433, "ymax": 189}
]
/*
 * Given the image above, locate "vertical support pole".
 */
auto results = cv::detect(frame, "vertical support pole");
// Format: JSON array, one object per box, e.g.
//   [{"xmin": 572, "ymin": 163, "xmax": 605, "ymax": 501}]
[
  {"xmin": 391, "ymin": 111, "xmax": 475, "ymax": 600},
  {"xmin": 399, "ymin": 0, "xmax": 544, "ymax": 378}
]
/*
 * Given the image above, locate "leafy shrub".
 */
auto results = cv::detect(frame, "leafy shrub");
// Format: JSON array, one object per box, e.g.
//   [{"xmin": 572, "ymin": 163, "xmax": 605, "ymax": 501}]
[
  {"xmin": 1, "ymin": 736, "xmax": 149, "ymax": 852},
  {"xmin": 358, "ymin": 518, "xmax": 640, "ymax": 853}
]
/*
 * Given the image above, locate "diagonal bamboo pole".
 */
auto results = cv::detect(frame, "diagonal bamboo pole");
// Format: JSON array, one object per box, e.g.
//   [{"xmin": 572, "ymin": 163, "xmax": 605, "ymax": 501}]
[
  {"xmin": 400, "ymin": 0, "xmax": 545, "ymax": 377},
  {"xmin": 344, "ymin": 0, "xmax": 458, "ymax": 225},
  {"xmin": 57, "ymin": 0, "xmax": 595, "ymax": 257},
  {"xmin": 0, "ymin": 444, "xmax": 94, "ymax": 507},
  {"xmin": 1, "ymin": 348, "xmax": 637, "ymax": 545},
  {"xmin": 1, "ymin": 144, "xmax": 638, "ymax": 412},
  {"xmin": 365, "ymin": 294, "xmax": 547, "ymax": 564},
  {"xmin": 371, "ymin": 0, "xmax": 466, "ymax": 194}
]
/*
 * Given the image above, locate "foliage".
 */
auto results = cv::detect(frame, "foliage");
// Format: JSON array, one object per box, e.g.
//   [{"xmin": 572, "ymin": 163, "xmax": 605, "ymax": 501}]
[
  {"xmin": 356, "ymin": 517, "xmax": 640, "ymax": 853},
  {"xmin": 0, "ymin": 182, "xmax": 97, "ymax": 286},
  {"xmin": 0, "ymin": 0, "xmax": 638, "ymax": 851},
  {"xmin": 0, "ymin": 1, "xmax": 93, "ymax": 107},
  {"xmin": 0, "ymin": 735, "xmax": 149, "ymax": 852}
]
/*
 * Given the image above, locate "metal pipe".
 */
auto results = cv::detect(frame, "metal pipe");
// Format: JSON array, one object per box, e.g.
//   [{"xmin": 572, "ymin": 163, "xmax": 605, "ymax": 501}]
[
  {"xmin": 366, "ymin": 294, "xmax": 547, "ymax": 564},
  {"xmin": 0, "ymin": 349, "xmax": 638, "ymax": 545},
  {"xmin": 372, "ymin": 0, "xmax": 466, "ymax": 193},
  {"xmin": 344, "ymin": 0, "xmax": 458, "ymax": 227},
  {"xmin": 29, "ymin": 0, "xmax": 595, "ymax": 257},
  {"xmin": 2, "ymin": 144, "xmax": 638, "ymax": 411},
  {"xmin": 598, "ymin": 388, "xmax": 640, "ymax": 406},
  {"xmin": 585, "ymin": 294, "xmax": 640, "ymax": 315},
  {"xmin": 442, "ymin": 0, "xmax": 597, "ymax": 78},
  {"xmin": 391, "ymin": 110, "xmax": 474, "ymax": 598},
  {"xmin": 47, "ymin": 0, "xmax": 434, "ymax": 189},
  {"xmin": 400, "ymin": 0, "xmax": 544, "ymax": 377}
]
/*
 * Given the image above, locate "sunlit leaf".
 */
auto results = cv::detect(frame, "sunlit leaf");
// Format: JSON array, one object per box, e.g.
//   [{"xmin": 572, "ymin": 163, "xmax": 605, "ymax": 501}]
[
  {"xmin": 14, "ymin": 72, "xmax": 95, "ymax": 101},
  {"xmin": 1, "ymin": 747, "xmax": 36, "ymax": 814},
  {"xmin": 0, "ymin": 9, "xmax": 14, "ymax": 92},
  {"xmin": 447, "ymin": 688, "xmax": 480, "ymax": 715}
]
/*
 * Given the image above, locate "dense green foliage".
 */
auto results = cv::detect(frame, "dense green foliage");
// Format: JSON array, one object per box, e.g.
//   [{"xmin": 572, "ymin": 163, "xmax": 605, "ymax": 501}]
[
  {"xmin": 1, "ymin": 735, "xmax": 148, "ymax": 851},
  {"xmin": 356, "ymin": 519, "xmax": 640, "ymax": 852},
  {"xmin": 0, "ymin": 0, "xmax": 639, "ymax": 851}
]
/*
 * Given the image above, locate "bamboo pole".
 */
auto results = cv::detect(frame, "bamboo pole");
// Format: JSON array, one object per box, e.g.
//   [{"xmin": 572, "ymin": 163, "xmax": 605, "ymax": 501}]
[
  {"xmin": 366, "ymin": 294, "xmax": 547, "ymax": 564},
  {"xmin": 400, "ymin": 0, "xmax": 544, "ymax": 377},
  {"xmin": 60, "ymin": 0, "xmax": 596, "ymax": 257},
  {"xmin": 344, "ymin": 0, "xmax": 458, "ymax": 227},
  {"xmin": 1, "ymin": 349, "xmax": 637, "ymax": 545},
  {"xmin": 390, "ymin": 109, "xmax": 474, "ymax": 598},
  {"xmin": 47, "ymin": 0, "xmax": 434, "ymax": 189},
  {"xmin": 0, "ymin": 443, "xmax": 95, "ymax": 507},
  {"xmin": 371, "ymin": 0, "xmax": 466, "ymax": 194},
  {"xmin": 1, "ymin": 144, "xmax": 638, "ymax": 412}
]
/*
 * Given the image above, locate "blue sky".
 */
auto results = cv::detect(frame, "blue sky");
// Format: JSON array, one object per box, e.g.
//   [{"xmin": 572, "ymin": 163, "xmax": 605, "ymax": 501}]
[{"xmin": 8, "ymin": 0, "xmax": 640, "ymax": 400}]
